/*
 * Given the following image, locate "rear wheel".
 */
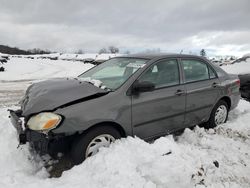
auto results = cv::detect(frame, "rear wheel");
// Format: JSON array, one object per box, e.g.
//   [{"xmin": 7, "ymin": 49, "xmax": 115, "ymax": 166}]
[
  {"xmin": 205, "ymin": 100, "xmax": 229, "ymax": 129},
  {"xmin": 71, "ymin": 125, "xmax": 121, "ymax": 165}
]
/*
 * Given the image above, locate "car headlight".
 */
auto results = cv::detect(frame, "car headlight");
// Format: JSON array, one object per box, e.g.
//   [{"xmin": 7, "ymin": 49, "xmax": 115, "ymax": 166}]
[{"xmin": 27, "ymin": 112, "xmax": 62, "ymax": 131}]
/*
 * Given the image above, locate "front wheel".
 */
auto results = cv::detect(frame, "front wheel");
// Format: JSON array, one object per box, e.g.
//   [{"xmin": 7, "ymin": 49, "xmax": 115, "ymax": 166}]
[
  {"xmin": 71, "ymin": 126, "xmax": 121, "ymax": 165},
  {"xmin": 205, "ymin": 100, "xmax": 229, "ymax": 129}
]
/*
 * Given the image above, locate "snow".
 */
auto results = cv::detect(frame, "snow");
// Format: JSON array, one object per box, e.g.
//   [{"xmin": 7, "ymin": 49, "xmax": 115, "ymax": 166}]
[
  {"xmin": 0, "ymin": 100, "xmax": 250, "ymax": 188},
  {"xmin": 79, "ymin": 77, "xmax": 106, "ymax": 89},
  {"xmin": 0, "ymin": 57, "xmax": 93, "ymax": 107},
  {"xmin": 0, "ymin": 52, "xmax": 9, "ymax": 56},
  {"xmin": 243, "ymin": 53, "xmax": 250, "ymax": 58},
  {"xmin": 221, "ymin": 58, "xmax": 250, "ymax": 75},
  {"xmin": 0, "ymin": 57, "xmax": 94, "ymax": 81},
  {"xmin": 75, "ymin": 53, "xmax": 98, "ymax": 61},
  {"xmin": 29, "ymin": 53, "xmax": 122, "ymax": 62},
  {"xmin": 0, "ymin": 56, "xmax": 250, "ymax": 187},
  {"xmin": 95, "ymin": 53, "xmax": 119, "ymax": 61},
  {"xmin": 30, "ymin": 53, "xmax": 61, "ymax": 59},
  {"xmin": 59, "ymin": 53, "xmax": 78, "ymax": 60}
]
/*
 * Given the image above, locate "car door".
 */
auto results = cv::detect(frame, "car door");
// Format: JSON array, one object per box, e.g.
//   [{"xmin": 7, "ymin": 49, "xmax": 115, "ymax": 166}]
[
  {"xmin": 180, "ymin": 58, "xmax": 221, "ymax": 127},
  {"xmin": 131, "ymin": 59, "xmax": 186, "ymax": 139}
]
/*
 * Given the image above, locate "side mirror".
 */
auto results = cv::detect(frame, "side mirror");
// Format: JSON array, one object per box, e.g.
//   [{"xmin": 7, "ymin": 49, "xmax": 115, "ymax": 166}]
[{"xmin": 132, "ymin": 81, "xmax": 155, "ymax": 93}]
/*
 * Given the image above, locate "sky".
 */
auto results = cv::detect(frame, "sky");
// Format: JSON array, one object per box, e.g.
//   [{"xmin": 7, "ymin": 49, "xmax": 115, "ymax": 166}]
[{"xmin": 0, "ymin": 0, "xmax": 250, "ymax": 56}]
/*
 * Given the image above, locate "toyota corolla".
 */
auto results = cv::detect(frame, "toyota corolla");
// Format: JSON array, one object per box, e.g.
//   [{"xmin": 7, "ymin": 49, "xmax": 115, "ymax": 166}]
[{"xmin": 9, "ymin": 54, "xmax": 240, "ymax": 165}]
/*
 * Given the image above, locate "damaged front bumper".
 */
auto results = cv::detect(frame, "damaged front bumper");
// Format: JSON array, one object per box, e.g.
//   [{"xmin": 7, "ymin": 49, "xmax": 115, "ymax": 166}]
[
  {"xmin": 9, "ymin": 109, "xmax": 69, "ymax": 155},
  {"xmin": 9, "ymin": 109, "xmax": 27, "ymax": 144}
]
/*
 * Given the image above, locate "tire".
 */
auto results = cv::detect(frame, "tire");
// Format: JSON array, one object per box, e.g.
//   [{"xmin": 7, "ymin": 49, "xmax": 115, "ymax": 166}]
[
  {"xmin": 204, "ymin": 100, "xmax": 229, "ymax": 129},
  {"xmin": 71, "ymin": 125, "xmax": 121, "ymax": 165}
]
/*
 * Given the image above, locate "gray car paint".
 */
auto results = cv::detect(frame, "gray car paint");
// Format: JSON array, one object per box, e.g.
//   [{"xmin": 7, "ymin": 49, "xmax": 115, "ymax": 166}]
[
  {"xmin": 132, "ymin": 83, "xmax": 186, "ymax": 139},
  {"xmin": 20, "ymin": 54, "xmax": 240, "ymax": 140},
  {"xmin": 21, "ymin": 78, "xmax": 108, "ymax": 117}
]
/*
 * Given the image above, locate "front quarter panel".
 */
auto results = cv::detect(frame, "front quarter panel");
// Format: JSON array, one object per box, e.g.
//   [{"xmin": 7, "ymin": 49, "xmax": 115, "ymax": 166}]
[{"xmin": 52, "ymin": 91, "xmax": 132, "ymax": 136}]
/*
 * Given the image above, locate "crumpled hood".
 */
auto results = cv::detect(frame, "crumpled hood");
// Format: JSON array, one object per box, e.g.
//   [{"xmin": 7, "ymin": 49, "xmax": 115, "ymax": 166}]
[{"xmin": 21, "ymin": 78, "xmax": 108, "ymax": 117}]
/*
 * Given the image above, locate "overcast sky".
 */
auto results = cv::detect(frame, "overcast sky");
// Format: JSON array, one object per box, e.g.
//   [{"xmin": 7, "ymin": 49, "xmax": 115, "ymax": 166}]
[{"xmin": 0, "ymin": 0, "xmax": 249, "ymax": 56}]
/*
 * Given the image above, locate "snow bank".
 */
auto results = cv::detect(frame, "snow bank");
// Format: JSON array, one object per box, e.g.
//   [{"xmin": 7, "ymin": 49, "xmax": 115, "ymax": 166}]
[
  {"xmin": 221, "ymin": 58, "xmax": 250, "ymax": 75},
  {"xmin": 23, "ymin": 53, "xmax": 122, "ymax": 62},
  {"xmin": 0, "ymin": 52, "xmax": 9, "ymax": 56},
  {"xmin": 0, "ymin": 57, "xmax": 94, "ymax": 81},
  {"xmin": 95, "ymin": 53, "xmax": 120, "ymax": 61},
  {"xmin": 75, "ymin": 53, "xmax": 98, "ymax": 61},
  {"xmin": 0, "ymin": 100, "xmax": 249, "ymax": 188}
]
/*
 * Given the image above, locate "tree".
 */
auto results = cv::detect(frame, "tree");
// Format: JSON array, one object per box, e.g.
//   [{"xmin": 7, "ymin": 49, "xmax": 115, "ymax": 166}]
[
  {"xmin": 99, "ymin": 48, "xmax": 108, "ymax": 54},
  {"xmin": 124, "ymin": 50, "xmax": 130, "ymax": 54},
  {"xmin": 27, "ymin": 48, "xmax": 51, "ymax": 54},
  {"xmin": 76, "ymin": 49, "xmax": 84, "ymax": 54},
  {"xmin": 99, "ymin": 46, "xmax": 119, "ymax": 54},
  {"xmin": 108, "ymin": 46, "xmax": 119, "ymax": 54},
  {"xmin": 200, "ymin": 49, "xmax": 206, "ymax": 57},
  {"xmin": 230, "ymin": 56, "xmax": 235, "ymax": 61}
]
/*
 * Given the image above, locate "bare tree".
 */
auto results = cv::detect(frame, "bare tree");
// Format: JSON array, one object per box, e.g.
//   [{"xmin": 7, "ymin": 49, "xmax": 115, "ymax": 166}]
[
  {"xmin": 108, "ymin": 46, "xmax": 119, "ymax": 54},
  {"xmin": 125, "ymin": 50, "xmax": 130, "ymax": 54},
  {"xmin": 76, "ymin": 49, "xmax": 84, "ymax": 54},
  {"xmin": 99, "ymin": 48, "xmax": 108, "ymax": 54}
]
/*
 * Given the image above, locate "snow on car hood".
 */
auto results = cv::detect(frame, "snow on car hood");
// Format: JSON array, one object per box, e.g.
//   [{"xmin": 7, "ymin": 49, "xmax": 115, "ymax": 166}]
[{"xmin": 21, "ymin": 78, "xmax": 108, "ymax": 117}]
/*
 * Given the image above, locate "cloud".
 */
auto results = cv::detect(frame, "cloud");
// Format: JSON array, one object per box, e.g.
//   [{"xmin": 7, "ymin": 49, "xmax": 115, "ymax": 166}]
[{"xmin": 0, "ymin": 0, "xmax": 249, "ymax": 55}]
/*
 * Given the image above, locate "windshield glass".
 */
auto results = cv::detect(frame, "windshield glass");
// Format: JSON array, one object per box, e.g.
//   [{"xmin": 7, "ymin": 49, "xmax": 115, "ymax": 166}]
[{"xmin": 78, "ymin": 57, "xmax": 148, "ymax": 90}]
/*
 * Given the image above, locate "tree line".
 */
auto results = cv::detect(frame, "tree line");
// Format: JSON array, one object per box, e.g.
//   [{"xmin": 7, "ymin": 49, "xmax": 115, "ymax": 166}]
[
  {"xmin": 0, "ymin": 44, "xmax": 122, "ymax": 55},
  {"xmin": 0, "ymin": 45, "xmax": 51, "ymax": 55}
]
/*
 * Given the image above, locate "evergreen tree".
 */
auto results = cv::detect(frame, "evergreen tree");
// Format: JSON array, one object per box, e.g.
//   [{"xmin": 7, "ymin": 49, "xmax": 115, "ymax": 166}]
[{"xmin": 200, "ymin": 49, "xmax": 206, "ymax": 57}]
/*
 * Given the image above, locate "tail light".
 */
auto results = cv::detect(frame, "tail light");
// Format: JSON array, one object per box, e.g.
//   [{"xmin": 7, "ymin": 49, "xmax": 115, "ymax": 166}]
[
  {"xmin": 228, "ymin": 79, "xmax": 240, "ymax": 95},
  {"xmin": 235, "ymin": 79, "xmax": 240, "ymax": 86}
]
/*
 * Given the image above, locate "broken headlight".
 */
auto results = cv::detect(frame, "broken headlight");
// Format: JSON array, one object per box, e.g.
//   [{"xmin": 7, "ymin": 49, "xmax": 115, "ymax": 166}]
[{"xmin": 27, "ymin": 112, "xmax": 62, "ymax": 131}]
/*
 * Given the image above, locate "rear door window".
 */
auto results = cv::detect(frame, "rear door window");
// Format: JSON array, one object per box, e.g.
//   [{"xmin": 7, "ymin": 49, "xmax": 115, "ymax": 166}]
[
  {"xmin": 208, "ymin": 66, "xmax": 217, "ymax": 79},
  {"xmin": 181, "ymin": 59, "xmax": 209, "ymax": 83}
]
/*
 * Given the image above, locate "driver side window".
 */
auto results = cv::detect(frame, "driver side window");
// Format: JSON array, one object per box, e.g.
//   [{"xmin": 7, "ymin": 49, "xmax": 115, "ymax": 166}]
[{"xmin": 139, "ymin": 59, "xmax": 180, "ymax": 88}]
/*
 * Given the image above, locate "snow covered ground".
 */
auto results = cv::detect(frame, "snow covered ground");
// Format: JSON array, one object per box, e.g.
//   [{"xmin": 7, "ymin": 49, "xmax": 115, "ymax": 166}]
[
  {"xmin": 0, "ymin": 57, "xmax": 94, "ymax": 107},
  {"xmin": 0, "ymin": 56, "xmax": 250, "ymax": 188},
  {"xmin": 221, "ymin": 57, "xmax": 250, "ymax": 75},
  {"xmin": 0, "ymin": 57, "xmax": 94, "ymax": 81}
]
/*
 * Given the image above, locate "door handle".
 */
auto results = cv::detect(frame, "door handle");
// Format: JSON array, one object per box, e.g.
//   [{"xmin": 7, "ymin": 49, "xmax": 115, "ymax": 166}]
[
  {"xmin": 175, "ymin": 89, "xmax": 185, "ymax": 96},
  {"xmin": 212, "ymin": 82, "xmax": 219, "ymax": 88}
]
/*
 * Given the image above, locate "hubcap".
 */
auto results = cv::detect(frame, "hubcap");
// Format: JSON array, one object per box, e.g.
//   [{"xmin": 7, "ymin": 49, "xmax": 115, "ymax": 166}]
[
  {"xmin": 85, "ymin": 134, "xmax": 115, "ymax": 158},
  {"xmin": 214, "ymin": 105, "xmax": 227, "ymax": 125}
]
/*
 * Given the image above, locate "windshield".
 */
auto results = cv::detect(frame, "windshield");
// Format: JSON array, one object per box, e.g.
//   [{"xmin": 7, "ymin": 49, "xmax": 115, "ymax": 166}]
[{"xmin": 78, "ymin": 57, "xmax": 148, "ymax": 90}]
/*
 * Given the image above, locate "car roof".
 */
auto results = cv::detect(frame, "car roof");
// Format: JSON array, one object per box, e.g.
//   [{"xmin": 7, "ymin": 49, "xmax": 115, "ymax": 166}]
[{"xmin": 118, "ymin": 53, "xmax": 207, "ymax": 61}]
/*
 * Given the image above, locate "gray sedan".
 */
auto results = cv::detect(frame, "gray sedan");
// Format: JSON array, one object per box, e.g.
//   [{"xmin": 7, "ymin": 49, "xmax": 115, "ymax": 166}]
[{"xmin": 9, "ymin": 54, "xmax": 240, "ymax": 165}]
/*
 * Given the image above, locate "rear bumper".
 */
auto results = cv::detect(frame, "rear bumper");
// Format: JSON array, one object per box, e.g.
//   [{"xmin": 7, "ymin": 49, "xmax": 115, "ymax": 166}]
[{"xmin": 230, "ymin": 93, "xmax": 240, "ymax": 110}]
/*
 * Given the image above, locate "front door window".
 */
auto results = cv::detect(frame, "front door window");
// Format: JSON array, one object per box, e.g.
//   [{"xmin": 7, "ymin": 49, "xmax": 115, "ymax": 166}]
[{"xmin": 139, "ymin": 59, "xmax": 180, "ymax": 88}]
